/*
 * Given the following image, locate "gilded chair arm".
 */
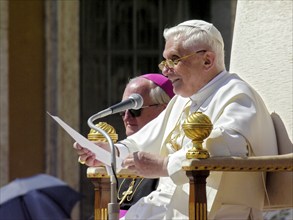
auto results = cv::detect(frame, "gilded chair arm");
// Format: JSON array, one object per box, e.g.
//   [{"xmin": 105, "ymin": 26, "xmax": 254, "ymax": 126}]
[
  {"xmin": 182, "ymin": 153, "xmax": 293, "ymax": 172},
  {"xmin": 87, "ymin": 166, "xmax": 141, "ymax": 179}
]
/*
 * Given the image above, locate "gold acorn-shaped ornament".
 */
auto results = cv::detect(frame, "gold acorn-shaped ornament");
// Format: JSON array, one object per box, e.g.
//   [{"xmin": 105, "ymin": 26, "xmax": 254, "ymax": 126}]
[
  {"xmin": 182, "ymin": 112, "xmax": 213, "ymax": 159},
  {"xmin": 88, "ymin": 122, "xmax": 118, "ymax": 143}
]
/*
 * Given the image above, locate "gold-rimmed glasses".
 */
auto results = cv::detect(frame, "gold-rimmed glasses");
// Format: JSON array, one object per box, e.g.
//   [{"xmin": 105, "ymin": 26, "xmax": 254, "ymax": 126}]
[{"xmin": 158, "ymin": 50, "xmax": 206, "ymax": 71}]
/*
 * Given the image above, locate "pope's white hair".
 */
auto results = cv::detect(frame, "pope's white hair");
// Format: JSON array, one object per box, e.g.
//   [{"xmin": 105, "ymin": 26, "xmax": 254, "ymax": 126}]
[{"xmin": 163, "ymin": 24, "xmax": 226, "ymax": 71}]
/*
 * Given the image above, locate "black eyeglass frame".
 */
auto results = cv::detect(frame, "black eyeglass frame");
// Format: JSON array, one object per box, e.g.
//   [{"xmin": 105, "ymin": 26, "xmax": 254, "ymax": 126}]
[{"xmin": 120, "ymin": 104, "xmax": 162, "ymax": 118}]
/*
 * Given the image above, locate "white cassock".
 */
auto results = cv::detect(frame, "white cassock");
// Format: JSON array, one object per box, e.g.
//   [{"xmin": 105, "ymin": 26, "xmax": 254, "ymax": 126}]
[{"xmin": 118, "ymin": 71, "xmax": 278, "ymax": 220}]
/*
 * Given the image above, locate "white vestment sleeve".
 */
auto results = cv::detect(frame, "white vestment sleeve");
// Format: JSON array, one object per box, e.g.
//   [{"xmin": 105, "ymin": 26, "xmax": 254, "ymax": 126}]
[{"xmin": 115, "ymin": 143, "xmax": 130, "ymax": 160}]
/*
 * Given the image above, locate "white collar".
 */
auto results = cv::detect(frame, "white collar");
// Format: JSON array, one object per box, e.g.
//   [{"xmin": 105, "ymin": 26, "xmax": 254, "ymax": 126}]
[{"xmin": 189, "ymin": 70, "xmax": 229, "ymax": 111}]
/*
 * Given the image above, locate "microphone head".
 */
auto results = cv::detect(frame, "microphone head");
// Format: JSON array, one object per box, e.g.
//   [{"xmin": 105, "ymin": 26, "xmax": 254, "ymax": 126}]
[{"xmin": 128, "ymin": 93, "xmax": 144, "ymax": 110}]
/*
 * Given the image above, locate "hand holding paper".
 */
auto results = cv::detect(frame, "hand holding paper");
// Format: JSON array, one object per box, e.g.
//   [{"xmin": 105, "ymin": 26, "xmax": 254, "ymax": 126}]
[{"xmin": 47, "ymin": 113, "xmax": 123, "ymax": 172}]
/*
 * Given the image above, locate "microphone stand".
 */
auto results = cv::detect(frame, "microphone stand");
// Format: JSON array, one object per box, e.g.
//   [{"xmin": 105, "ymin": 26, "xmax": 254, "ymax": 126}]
[{"xmin": 88, "ymin": 114, "xmax": 120, "ymax": 220}]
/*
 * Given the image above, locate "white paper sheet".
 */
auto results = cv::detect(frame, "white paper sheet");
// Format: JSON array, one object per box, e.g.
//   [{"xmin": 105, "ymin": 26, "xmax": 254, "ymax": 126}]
[{"xmin": 48, "ymin": 112, "xmax": 123, "ymax": 173}]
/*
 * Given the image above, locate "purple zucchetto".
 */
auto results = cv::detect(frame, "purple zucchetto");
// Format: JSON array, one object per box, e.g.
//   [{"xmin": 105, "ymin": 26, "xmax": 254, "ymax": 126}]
[{"xmin": 141, "ymin": 73, "xmax": 175, "ymax": 99}]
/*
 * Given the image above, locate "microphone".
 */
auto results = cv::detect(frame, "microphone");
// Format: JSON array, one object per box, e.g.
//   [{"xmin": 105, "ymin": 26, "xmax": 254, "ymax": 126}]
[
  {"xmin": 108, "ymin": 93, "xmax": 143, "ymax": 115},
  {"xmin": 86, "ymin": 93, "xmax": 143, "ymax": 220},
  {"xmin": 88, "ymin": 93, "xmax": 143, "ymax": 121}
]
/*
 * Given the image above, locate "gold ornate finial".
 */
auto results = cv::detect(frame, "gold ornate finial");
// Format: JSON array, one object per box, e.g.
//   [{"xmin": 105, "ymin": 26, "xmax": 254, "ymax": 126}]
[
  {"xmin": 182, "ymin": 112, "xmax": 213, "ymax": 159},
  {"xmin": 88, "ymin": 122, "xmax": 118, "ymax": 143}
]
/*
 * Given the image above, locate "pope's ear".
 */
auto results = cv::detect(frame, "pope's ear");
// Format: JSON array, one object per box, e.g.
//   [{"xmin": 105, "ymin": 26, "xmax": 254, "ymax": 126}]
[{"xmin": 203, "ymin": 51, "xmax": 215, "ymax": 70}]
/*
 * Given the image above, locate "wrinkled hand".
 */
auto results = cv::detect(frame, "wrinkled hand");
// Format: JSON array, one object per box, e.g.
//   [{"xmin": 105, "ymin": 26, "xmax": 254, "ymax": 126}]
[
  {"xmin": 73, "ymin": 141, "xmax": 110, "ymax": 167},
  {"xmin": 122, "ymin": 151, "xmax": 169, "ymax": 178}
]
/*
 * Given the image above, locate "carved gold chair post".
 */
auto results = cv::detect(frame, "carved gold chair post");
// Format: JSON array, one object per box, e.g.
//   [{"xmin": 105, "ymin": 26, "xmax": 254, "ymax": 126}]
[
  {"xmin": 86, "ymin": 122, "xmax": 118, "ymax": 220},
  {"xmin": 87, "ymin": 167, "xmax": 110, "ymax": 220},
  {"xmin": 182, "ymin": 112, "xmax": 213, "ymax": 220}
]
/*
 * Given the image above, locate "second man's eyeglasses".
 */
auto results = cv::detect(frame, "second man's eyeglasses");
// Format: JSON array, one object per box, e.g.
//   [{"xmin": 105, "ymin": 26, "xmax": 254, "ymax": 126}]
[{"xmin": 120, "ymin": 104, "xmax": 162, "ymax": 118}]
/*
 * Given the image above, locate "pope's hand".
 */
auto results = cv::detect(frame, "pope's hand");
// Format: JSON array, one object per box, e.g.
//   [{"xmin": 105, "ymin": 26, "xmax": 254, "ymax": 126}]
[
  {"xmin": 122, "ymin": 151, "xmax": 169, "ymax": 178},
  {"xmin": 73, "ymin": 142, "xmax": 110, "ymax": 166}
]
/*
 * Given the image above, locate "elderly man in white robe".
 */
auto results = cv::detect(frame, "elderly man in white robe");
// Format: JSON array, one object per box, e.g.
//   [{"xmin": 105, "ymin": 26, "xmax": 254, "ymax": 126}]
[{"xmin": 75, "ymin": 20, "xmax": 277, "ymax": 220}]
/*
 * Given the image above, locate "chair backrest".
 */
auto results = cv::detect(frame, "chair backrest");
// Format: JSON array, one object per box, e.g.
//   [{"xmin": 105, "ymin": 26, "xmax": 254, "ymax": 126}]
[{"xmin": 264, "ymin": 112, "xmax": 293, "ymax": 210}]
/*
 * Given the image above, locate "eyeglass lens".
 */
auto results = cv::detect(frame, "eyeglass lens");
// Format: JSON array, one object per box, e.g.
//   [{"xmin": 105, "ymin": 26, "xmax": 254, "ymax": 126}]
[
  {"xmin": 158, "ymin": 50, "xmax": 206, "ymax": 70},
  {"xmin": 120, "ymin": 104, "xmax": 160, "ymax": 118},
  {"xmin": 129, "ymin": 109, "xmax": 142, "ymax": 117},
  {"xmin": 119, "ymin": 108, "xmax": 142, "ymax": 118}
]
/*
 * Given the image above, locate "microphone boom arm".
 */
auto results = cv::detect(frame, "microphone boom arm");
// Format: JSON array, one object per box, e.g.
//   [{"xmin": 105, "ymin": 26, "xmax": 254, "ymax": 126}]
[{"xmin": 87, "ymin": 117, "xmax": 120, "ymax": 220}]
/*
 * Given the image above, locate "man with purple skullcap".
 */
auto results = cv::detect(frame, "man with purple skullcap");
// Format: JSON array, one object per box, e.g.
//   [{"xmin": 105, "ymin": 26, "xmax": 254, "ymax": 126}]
[
  {"xmin": 117, "ymin": 73, "xmax": 174, "ymax": 218},
  {"xmin": 75, "ymin": 20, "xmax": 277, "ymax": 219},
  {"xmin": 87, "ymin": 73, "xmax": 174, "ymax": 220},
  {"xmin": 121, "ymin": 73, "xmax": 174, "ymax": 136},
  {"xmin": 141, "ymin": 73, "xmax": 175, "ymax": 99}
]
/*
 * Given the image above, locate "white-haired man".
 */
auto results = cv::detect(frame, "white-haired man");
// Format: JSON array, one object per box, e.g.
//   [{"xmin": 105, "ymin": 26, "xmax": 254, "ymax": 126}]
[{"xmin": 75, "ymin": 20, "xmax": 277, "ymax": 219}]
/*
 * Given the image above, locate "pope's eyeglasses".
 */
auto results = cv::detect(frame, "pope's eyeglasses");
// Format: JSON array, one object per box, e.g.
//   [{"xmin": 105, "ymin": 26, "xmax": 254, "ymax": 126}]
[
  {"xmin": 158, "ymin": 50, "xmax": 206, "ymax": 71},
  {"xmin": 120, "ymin": 104, "xmax": 161, "ymax": 118}
]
